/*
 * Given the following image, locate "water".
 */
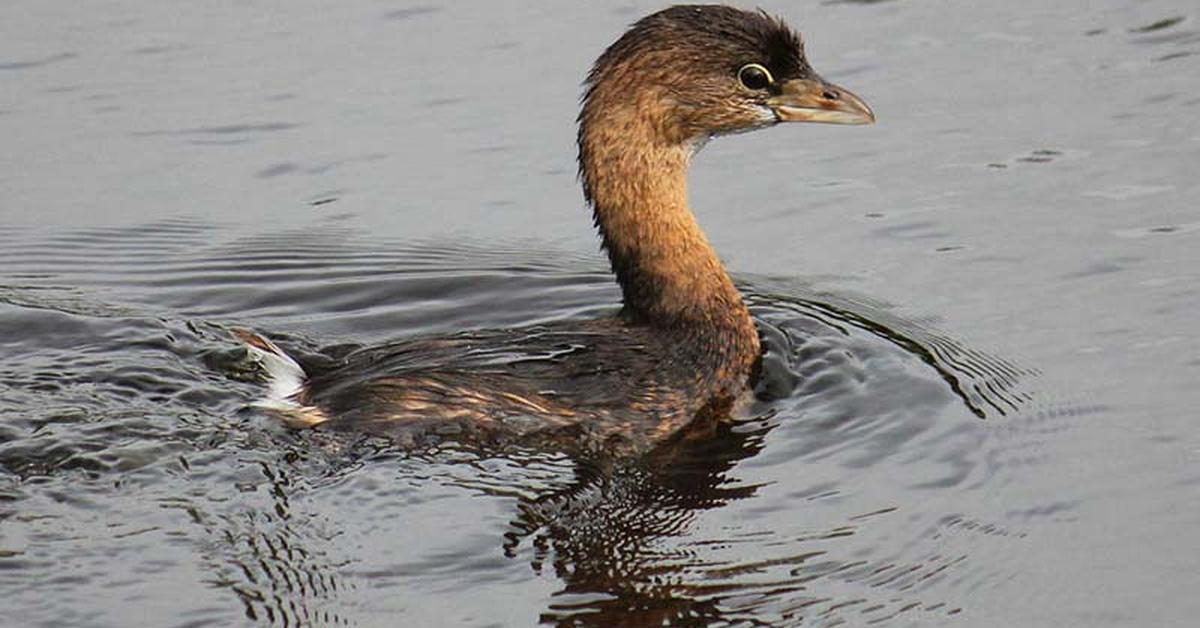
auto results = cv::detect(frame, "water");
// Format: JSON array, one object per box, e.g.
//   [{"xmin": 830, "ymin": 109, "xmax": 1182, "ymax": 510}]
[{"xmin": 2, "ymin": 0, "xmax": 1198, "ymax": 626}]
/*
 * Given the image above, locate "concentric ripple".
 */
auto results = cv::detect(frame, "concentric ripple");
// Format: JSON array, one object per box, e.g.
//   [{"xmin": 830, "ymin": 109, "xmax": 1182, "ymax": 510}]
[{"xmin": 0, "ymin": 221, "xmax": 1048, "ymax": 627}]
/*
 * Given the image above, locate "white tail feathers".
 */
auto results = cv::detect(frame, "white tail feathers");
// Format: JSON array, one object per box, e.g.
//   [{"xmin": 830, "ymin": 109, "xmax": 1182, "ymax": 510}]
[{"xmin": 231, "ymin": 328, "xmax": 327, "ymax": 427}]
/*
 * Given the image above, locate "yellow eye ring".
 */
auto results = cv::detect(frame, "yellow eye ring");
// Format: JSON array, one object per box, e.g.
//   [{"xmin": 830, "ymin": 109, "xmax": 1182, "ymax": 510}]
[{"xmin": 737, "ymin": 63, "xmax": 773, "ymax": 90}]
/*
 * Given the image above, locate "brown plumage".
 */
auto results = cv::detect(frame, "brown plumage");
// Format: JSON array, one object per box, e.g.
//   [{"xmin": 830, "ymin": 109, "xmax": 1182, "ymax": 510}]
[{"xmin": 236, "ymin": 5, "xmax": 874, "ymax": 452}]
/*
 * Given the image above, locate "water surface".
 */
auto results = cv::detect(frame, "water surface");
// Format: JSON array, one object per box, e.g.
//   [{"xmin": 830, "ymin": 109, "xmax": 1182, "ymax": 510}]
[{"xmin": 2, "ymin": 0, "xmax": 1199, "ymax": 626}]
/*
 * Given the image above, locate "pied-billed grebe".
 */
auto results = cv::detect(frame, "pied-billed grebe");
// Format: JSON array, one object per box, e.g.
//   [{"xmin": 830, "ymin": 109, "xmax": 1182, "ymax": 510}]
[{"xmin": 236, "ymin": 5, "xmax": 873, "ymax": 450}]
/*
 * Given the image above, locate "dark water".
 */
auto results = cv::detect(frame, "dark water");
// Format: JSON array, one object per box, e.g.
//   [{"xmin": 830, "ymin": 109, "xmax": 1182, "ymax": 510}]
[{"xmin": 3, "ymin": 1, "xmax": 1199, "ymax": 627}]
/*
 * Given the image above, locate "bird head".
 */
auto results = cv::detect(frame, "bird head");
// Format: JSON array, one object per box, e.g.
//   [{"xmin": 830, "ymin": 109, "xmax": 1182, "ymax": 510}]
[{"xmin": 580, "ymin": 5, "xmax": 874, "ymax": 145}]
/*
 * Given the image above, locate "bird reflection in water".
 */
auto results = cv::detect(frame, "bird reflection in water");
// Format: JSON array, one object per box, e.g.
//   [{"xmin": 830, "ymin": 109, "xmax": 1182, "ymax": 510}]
[{"xmin": 505, "ymin": 418, "xmax": 771, "ymax": 626}]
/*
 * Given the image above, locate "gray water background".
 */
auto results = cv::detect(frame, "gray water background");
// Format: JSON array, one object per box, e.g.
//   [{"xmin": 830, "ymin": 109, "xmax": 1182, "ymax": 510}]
[{"xmin": 2, "ymin": 0, "xmax": 1199, "ymax": 626}]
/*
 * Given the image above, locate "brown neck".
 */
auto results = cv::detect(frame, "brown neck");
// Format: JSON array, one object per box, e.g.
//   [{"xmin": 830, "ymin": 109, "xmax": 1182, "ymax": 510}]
[{"xmin": 578, "ymin": 92, "xmax": 759, "ymax": 365}]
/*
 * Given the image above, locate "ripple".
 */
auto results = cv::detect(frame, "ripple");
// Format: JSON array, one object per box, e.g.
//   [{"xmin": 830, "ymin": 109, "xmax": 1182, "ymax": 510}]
[
  {"xmin": 0, "ymin": 222, "xmax": 1048, "ymax": 626},
  {"xmin": 0, "ymin": 52, "xmax": 77, "ymax": 71}
]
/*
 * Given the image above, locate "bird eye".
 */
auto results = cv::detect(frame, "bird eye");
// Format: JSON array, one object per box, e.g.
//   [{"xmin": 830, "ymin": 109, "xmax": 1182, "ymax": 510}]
[{"xmin": 737, "ymin": 63, "xmax": 773, "ymax": 90}]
